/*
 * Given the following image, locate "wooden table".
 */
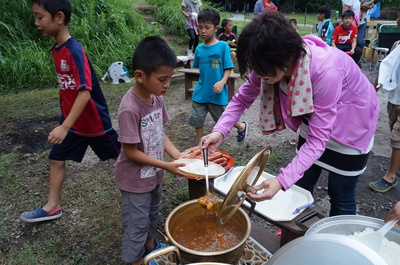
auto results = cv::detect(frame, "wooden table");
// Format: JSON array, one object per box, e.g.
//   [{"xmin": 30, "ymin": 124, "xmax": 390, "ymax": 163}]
[
  {"xmin": 176, "ymin": 55, "xmax": 194, "ymax": 69},
  {"xmin": 178, "ymin": 68, "xmax": 240, "ymax": 100}
]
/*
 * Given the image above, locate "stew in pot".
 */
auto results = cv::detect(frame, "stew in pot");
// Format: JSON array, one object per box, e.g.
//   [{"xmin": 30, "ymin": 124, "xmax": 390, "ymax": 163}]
[{"xmin": 171, "ymin": 214, "xmax": 244, "ymax": 252}]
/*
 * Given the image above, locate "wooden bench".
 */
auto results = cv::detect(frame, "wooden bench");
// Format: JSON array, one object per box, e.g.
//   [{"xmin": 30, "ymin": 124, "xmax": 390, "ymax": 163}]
[{"xmin": 178, "ymin": 68, "xmax": 240, "ymax": 100}]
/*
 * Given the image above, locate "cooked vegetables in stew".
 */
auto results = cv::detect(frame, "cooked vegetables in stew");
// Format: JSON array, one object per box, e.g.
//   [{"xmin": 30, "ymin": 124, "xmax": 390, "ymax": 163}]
[{"xmin": 198, "ymin": 192, "xmax": 220, "ymax": 210}]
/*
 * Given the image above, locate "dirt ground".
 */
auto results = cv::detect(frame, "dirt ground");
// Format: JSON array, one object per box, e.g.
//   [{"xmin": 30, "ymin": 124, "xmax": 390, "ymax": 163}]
[
  {"xmin": 2, "ymin": 60, "xmax": 398, "ymax": 221},
  {"xmin": 1, "ymin": 7, "xmax": 399, "ymax": 262}
]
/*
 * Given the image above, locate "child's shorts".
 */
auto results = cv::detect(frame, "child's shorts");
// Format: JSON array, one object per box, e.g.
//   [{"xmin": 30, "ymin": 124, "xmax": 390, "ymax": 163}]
[
  {"xmin": 387, "ymin": 102, "xmax": 400, "ymax": 149},
  {"xmin": 49, "ymin": 129, "xmax": 120, "ymax": 162},
  {"xmin": 188, "ymin": 101, "xmax": 226, "ymax": 128}
]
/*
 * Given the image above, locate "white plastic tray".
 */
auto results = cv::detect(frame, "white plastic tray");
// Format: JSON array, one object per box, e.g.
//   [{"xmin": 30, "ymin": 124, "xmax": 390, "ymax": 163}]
[{"xmin": 214, "ymin": 166, "xmax": 314, "ymax": 222}]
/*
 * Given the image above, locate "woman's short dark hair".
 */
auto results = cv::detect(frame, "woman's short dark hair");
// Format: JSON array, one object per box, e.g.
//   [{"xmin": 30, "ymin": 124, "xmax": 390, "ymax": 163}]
[{"xmin": 237, "ymin": 11, "xmax": 306, "ymax": 78}]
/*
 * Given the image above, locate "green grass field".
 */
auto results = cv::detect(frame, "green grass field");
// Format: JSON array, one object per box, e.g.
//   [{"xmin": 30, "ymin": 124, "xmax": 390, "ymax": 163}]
[{"xmin": 220, "ymin": 12, "xmax": 319, "ymax": 37}]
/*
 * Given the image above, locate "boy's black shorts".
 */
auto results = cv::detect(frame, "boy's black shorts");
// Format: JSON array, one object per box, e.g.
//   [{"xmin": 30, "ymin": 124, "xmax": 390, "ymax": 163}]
[{"xmin": 49, "ymin": 129, "xmax": 120, "ymax": 162}]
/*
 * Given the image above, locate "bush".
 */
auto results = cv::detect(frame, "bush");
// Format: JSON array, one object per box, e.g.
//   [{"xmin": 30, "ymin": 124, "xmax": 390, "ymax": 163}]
[
  {"xmin": 0, "ymin": 0, "xmax": 161, "ymax": 93},
  {"xmin": 148, "ymin": 0, "xmax": 216, "ymax": 37}
]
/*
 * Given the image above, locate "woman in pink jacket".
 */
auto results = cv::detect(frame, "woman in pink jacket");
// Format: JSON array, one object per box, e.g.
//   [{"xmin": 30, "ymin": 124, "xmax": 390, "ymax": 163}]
[{"xmin": 202, "ymin": 11, "xmax": 379, "ymax": 216}]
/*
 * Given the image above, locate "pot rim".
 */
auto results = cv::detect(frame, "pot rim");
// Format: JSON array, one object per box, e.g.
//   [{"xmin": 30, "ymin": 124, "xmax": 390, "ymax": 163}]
[
  {"xmin": 267, "ymin": 233, "xmax": 388, "ymax": 265},
  {"xmin": 305, "ymin": 215, "xmax": 400, "ymax": 236},
  {"xmin": 165, "ymin": 199, "xmax": 251, "ymax": 256}
]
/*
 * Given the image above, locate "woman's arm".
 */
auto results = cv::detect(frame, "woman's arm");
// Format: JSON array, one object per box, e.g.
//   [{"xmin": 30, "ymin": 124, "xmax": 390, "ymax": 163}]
[
  {"xmin": 276, "ymin": 68, "xmax": 343, "ymax": 190},
  {"xmin": 249, "ymin": 67, "xmax": 343, "ymax": 201}
]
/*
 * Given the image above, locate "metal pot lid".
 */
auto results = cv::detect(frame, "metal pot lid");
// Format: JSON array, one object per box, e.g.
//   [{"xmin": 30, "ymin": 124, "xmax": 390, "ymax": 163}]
[
  {"xmin": 267, "ymin": 234, "xmax": 388, "ymax": 265},
  {"xmin": 218, "ymin": 146, "xmax": 271, "ymax": 225}
]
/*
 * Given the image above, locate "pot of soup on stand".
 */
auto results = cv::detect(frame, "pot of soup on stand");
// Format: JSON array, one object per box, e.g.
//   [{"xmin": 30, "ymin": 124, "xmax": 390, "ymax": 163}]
[{"xmin": 144, "ymin": 147, "xmax": 272, "ymax": 264}]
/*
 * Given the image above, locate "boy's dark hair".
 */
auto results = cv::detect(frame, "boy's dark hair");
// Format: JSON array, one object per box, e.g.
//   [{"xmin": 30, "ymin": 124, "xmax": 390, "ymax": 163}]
[
  {"xmin": 132, "ymin": 36, "xmax": 177, "ymax": 76},
  {"xmin": 317, "ymin": 5, "xmax": 331, "ymax": 19},
  {"xmin": 198, "ymin": 9, "xmax": 220, "ymax": 26},
  {"xmin": 31, "ymin": 0, "xmax": 72, "ymax": 25},
  {"xmin": 289, "ymin": 18, "xmax": 297, "ymax": 25},
  {"xmin": 341, "ymin": 10, "xmax": 355, "ymax": 20},
  {"xmin": 221, "ymin": 18, "xmax": 231, "ymax": 28},
  {"xmin": 237, "ymin": 11, "xmax": 305, "ymax": 78}
]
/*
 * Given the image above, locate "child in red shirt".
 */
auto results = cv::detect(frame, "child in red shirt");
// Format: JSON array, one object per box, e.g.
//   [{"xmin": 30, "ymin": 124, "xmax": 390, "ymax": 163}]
[
  {"xmin": 331, "ymin": 10, "xmax": 362, "ymax": 64},
  {"xmin": 217, "ymin": 18, "xmax": 237, "ymax": 64}
]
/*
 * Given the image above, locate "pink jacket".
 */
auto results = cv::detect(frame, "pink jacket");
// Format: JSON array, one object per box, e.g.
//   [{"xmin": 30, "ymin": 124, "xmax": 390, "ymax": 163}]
[{"xmin": 213, "ymin": 35, "xmax": 379, "ymax": 190}]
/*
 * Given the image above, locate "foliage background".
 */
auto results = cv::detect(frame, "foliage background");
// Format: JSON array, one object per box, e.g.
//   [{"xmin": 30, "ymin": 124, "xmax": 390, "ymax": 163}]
[
  {"xmin": 0, "ymin": 0, "xmax": 160, "ymax": 94},
  {"xmin": 0, "ymin": 0, "xmax": 398, "ymax": 93}
]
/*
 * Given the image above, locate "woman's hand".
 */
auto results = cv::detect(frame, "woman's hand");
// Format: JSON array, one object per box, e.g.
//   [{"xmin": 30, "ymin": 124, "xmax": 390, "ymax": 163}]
[
  {"xmin": 201, "ymin": 132, "xmax": 224, "ymax": 153},
  {"xmin": 246, "ymin": 178, "xmax": 283, "ymax": 201}
]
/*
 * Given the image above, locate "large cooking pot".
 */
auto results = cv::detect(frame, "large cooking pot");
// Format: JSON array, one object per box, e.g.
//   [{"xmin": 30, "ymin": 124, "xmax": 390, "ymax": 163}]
[
  {"xmin": 153, "ymin": 199, "xmax": 251, "ymax": 264},
  {"xmin": 267, "ymin": 215, "xmax": 400, "ymax": 265},
  {"xmin": 143, "ymin": 245, "xmax": 231, "ymax": 265}
]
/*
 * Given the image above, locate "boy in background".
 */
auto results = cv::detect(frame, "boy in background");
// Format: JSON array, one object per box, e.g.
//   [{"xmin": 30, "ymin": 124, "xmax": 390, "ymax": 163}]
[
  {"xmin": 115, "ymin": 36, "xmax": 186, "ymax": 265},
  {"xmin": 21, "ymin": 0, "xmax": 120, "ymax": 222},
  {"xmin": 217, "ymin": 18, "xmax": 237, "ymax": 63},
  {"xmin": 188, "ymin": 9, "xmax": 247, "ymax": 146},
  {"xmin": 315, "ymin": 5, "xmax": 334, "ymax": 45},
  {"xmin": 331, "ymin": 10, "xmax": 362, "ymax": 64}
]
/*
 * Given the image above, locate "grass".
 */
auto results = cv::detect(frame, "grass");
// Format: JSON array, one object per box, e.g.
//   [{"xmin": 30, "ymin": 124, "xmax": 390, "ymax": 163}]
[
  {"xmin": 225, "ymin": 12, "xmax": 319, "ymax": 37},
  {"xmin": 0, "ymin": 0, "xmax": 161, "ymax": 94}
]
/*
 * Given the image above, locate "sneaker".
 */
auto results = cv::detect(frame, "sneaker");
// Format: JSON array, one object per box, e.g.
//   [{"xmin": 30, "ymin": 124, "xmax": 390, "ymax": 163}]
[
  {"xmin": 187, "ymin": 49, "xmax": 193, "ymax": 57},
  {"xmin": 20, "ymin": 206, "xmax": 62, "ymax": 223},
  {"xmin": 369, "ymin": 178, "xmax": 398, "ymax": 192},
  {"xmin": 143, "ymin": 239, "xmax": 166, "ymax": 257},
  {"xmin": 237, "ymin": 121, "xmax": 248, "ymax": 142}
]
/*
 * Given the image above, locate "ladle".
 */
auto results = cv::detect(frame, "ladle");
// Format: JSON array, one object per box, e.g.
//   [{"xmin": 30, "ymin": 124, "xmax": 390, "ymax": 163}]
[
  {"xmin": 202, "ymin": 146, "xmax": 209, "ymax": 193},
  {"xmin": 358, "ymin": 218, "xmax": 399, "ymax": 252}
]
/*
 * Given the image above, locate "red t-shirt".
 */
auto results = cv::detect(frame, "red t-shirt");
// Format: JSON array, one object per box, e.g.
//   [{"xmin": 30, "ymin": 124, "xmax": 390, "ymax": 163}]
[
  {"xmin": 52, "ymin": 37, "xmax": 113, "ymax": 136},
  {"xmin": 332, "ymin": 24, "xmax": 358, "ymax": 45}
]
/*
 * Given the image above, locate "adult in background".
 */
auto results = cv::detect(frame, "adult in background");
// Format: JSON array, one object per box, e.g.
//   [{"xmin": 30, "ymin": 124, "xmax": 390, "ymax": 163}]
[
  {"xmin": 181, "ymin": 0, "xmax": 202, "ymax": 56},
  {"xmin": 253, "ymin": 0, "xmax": 277, "ymax": 16},
  {"xmin": 342, "ymin": 0, "xmax": 374, "ymax": 49},
  {"xmin": 201, "ymin": 11, "xmax": 379, "ymax": 216}
]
